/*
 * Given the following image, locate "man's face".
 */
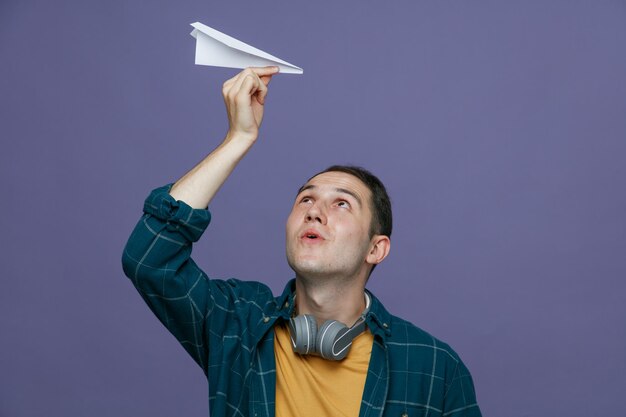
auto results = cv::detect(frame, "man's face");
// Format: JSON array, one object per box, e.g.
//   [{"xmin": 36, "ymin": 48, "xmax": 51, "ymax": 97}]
[{"xmin": 285, "ymin": 171, "xmax": 376, "ymax": 280}]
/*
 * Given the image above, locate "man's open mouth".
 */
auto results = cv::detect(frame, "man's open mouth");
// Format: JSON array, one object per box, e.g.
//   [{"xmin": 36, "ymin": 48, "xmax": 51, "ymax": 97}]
[{"xmin": 302, "ymin": 230, "xmax": 323, "ymax": 240}]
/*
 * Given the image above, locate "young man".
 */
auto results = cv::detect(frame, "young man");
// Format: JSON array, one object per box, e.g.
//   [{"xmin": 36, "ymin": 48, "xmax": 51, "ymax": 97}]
[{"xmin": 122, "ymin": 67, "xmax": 481, "ymax": 417}]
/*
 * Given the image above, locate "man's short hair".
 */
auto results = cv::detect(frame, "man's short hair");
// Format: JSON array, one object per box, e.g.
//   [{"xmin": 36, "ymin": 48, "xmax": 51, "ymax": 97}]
[{"xmin": 309, "ymin": 165, "xmax": 393, "ymax": 239}]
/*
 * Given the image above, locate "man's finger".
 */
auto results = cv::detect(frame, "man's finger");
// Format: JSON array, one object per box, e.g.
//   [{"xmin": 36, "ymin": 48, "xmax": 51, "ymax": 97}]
[
  {"xmin": 225, "ymin": 67, "xmax": 277, "ymax": 95},
  {"xmin": 223, "ymin": 68, "xmax": 252, "ymax": 98},
  {"xmin": 222, "ymin": 70, "xmax": 246, "ymax": 94},
  {"xmin": 260, "ymin": 74, "xmax": 274, "ymax": 87},
  {"xmin": 246, "ymin": 66, "xmax": 280, "ymax": 77},
  {"xmin": 225, "ymin": 70, "xmax": 247, "ymax": 98},
  {"xmin": 228, "ymin": 68, "xmax": 255, "ymax": 97},
  {"xmin": 256, "ymin": 76, "xmax": 270, "ymax": 104},
  {"xmin": 231, "ymin": 67, "xmax": 276, "ymax": 90},
  {"xmin": 234, "ymin": 75, "xmax": 258, "ymax": 106}
]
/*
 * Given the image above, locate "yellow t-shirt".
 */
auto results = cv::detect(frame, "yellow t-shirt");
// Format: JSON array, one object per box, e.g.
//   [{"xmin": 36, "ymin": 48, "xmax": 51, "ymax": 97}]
[{"xmin": 274, "ymin": 322, "xmax": 374, "ymax": 417}]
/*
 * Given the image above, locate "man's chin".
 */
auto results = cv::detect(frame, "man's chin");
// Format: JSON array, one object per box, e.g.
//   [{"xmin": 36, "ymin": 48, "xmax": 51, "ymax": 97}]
[
  {"xmin": 292, "ymin": 263, "xmax": 324, "ymax": 275},
  {"xmin": 288, "ymin": 259, "xmax": 331, "ymax": 278}
]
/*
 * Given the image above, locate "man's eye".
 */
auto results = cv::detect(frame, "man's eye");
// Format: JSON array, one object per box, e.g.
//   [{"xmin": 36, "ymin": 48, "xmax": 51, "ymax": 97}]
[
  {"xmin": 337, "ymin": 200, "xmax": 350, "ymax": 208},
  {"xmin": 300, "ymin": 197, "xmax": 312, "ymax": 203}
]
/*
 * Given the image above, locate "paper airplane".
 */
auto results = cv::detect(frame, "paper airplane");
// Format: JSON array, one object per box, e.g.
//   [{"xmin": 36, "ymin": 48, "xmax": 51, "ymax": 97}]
[{"xmin": 190, "ymin": 22, "xmax": 303, "ymax": 74}]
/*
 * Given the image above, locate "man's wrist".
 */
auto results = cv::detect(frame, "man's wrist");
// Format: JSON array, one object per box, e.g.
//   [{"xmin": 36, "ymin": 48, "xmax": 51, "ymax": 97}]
[
  {"xmin": 224, "ymin": 130, "xmax": 257, "ymax": 147},
  {"xmin": 211, "ymin": 132, "xmax": 258, "ymax": 170}
]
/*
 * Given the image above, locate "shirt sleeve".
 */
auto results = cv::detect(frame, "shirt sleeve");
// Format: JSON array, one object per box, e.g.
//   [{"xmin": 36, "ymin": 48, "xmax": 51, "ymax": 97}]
[
  {"xmin": 442, "ymin": 358, "xmax": 482, "ymax": 417},
  {"xmin": 121, "ymin": 184, "xmax": 214, "ymax": 371}
]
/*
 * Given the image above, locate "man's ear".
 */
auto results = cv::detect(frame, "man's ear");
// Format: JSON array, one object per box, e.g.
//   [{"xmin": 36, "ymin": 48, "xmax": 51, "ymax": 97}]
[{"xmin": 366, "ymin": 235, "xmax": 391, "ymax": 266}]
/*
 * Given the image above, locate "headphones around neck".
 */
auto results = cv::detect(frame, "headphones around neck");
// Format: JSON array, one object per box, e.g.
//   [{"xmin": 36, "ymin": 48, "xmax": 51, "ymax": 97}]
[{"xmin": 287, "ymin": 292, "xmax": 371, "ymax": 361}]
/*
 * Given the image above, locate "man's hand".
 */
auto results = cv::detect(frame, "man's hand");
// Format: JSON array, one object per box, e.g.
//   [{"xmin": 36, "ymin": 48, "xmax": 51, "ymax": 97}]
[
  {"xmin": 169, "ymin": 66, "xmax": 280, "ymax": 208},
  {"xmin": 222, "ymin": 66, "xmax": 279, "ymax": 143}
]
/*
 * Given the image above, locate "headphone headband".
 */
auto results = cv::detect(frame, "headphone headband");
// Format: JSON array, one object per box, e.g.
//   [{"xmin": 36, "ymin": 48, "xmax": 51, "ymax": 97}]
[{"xmin": 288, "ymin": 291, "xmax": 371, "ymax": 361}]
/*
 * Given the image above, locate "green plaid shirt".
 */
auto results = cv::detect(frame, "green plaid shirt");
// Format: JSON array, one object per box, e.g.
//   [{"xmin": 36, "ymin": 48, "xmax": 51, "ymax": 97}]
[{"xmin": 122, "ymin": 185, "xmax": 481, "ymax": 417}]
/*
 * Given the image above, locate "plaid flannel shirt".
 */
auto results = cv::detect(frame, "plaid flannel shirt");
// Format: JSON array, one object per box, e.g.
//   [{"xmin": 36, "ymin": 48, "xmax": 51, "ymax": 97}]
[{"xmin": 122, "ymin": 185, "xmax": 482, "ymax": 417}]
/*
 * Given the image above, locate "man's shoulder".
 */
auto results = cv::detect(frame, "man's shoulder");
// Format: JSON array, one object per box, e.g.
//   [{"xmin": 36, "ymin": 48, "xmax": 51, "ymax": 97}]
[
  {"xmin": 368, "ymin": 291, "xmax": 463, "ymax": 364},
  {"xmin": 386, "ymin": 314, "xmax": 463, "ymax": 365}
]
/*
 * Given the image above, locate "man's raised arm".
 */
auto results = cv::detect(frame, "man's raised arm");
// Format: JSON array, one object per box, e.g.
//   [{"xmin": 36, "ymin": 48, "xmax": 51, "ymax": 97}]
[
  {"xmin": 121, "ymin": 67, "xmax": 278, "ymax": 370},
  {"xmin": 170, "ymin": 66, "xmax": 279, "ymax": 208}
]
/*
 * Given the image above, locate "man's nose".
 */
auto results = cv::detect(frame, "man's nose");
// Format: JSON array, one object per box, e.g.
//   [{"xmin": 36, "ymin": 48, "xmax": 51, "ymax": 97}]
[{"xmin": 305, "ymin": 203, "xmax": 326, "ymax": 224}]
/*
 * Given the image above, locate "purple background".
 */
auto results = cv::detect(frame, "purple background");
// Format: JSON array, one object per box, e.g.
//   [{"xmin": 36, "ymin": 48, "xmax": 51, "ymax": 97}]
[{"xmin": 1, "ymin": 1, "xmax": 625, "ymax": 416}]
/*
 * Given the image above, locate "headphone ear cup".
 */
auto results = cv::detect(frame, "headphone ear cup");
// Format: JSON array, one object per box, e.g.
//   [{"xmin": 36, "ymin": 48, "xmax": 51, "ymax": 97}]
[
  {"xmin": 289, "ymin": 314, "xmax": 318, "ymax": 355},
  {"xmin": 316, "ymin": 320, "xmax": 350, "ymax": 360}
]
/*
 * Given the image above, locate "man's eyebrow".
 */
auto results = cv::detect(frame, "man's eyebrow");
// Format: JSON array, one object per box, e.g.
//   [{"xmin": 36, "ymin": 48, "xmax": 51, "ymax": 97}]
[
  {"xmin": 295, "ymin": 184, "xmax": 362, "ymax": 207},
  {"xmin": 296, "ymin": 184, "xmax": 315, "ymax": 195}
]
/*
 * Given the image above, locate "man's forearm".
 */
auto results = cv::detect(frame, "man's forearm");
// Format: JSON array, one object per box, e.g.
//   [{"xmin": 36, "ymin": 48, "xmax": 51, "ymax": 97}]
[
  {"xmin": 169, "ymin": 133, "xmax": 253, "ymax": 209},
  {"xmin": 169, "ymin": 66, "xmax": 278, "ymax": 209}
]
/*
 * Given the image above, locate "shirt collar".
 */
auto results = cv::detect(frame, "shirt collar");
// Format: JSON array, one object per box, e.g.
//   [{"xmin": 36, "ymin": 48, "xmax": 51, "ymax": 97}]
[{"xmin": 364, "ymin": 289, "xmax": 393, "ymax": 339}]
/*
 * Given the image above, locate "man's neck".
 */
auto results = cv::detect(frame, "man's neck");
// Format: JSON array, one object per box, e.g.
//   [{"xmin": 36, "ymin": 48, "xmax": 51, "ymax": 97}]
[{"xmin": 294, "ymin": 276, "xmax": 367, "ymax": 326}]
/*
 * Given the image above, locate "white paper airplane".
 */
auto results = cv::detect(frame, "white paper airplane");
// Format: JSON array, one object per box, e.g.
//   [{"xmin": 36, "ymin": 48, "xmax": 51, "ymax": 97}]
[{"xmin": 190, "ymin": 22, "xmax": 303, "ymax": 74}]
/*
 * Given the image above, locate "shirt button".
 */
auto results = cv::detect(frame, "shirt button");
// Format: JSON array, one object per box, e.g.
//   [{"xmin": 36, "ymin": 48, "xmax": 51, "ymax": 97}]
[
  {"xmin": 383, "ymin": 323, "xmax": 389, "ymax": 328},
  {"xmin": 284, "ymin": 301, "xmax": 290, "ymax": 308},
  {"xmin": 401, "ymin": 413, "xmax": 408, "ymax": 417},
  {"xmin": 263, "ymin": 316, "xmax": 270, "ymax": 323}
]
